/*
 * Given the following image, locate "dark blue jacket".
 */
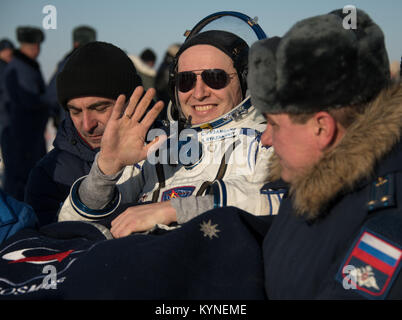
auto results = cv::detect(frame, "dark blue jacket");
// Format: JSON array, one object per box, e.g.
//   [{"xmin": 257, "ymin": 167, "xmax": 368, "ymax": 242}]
[
  {"xmin": 0, "ymin": 59, "xmax": 9, "ymax": 137},
  {"xmin": 24, "ymin": 113, "xmax": 98, "ymax": 226},
  {"xmin": 1, "ymin": 50, "xmax": 49, "ymax": 201},
  {"xmin": 0, "ymin": 59, "xmax": 7, "ymax": 77},
  {"xmin": 263, "ymin": 86, "xmax": 402, "ymax": 300}
]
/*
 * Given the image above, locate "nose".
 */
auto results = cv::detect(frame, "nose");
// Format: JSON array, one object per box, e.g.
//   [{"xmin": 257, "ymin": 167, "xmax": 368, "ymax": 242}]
[
  {"xmin": 261, "ymin": 124, "xmax": 272, "ymax": 147},
  {"xmin": 192, "ymin": 74, "xmax": 210, "ymax": 100},
  {"xmin": 82, "ymin": 110, "xmax": 97, "ymax": 133}
]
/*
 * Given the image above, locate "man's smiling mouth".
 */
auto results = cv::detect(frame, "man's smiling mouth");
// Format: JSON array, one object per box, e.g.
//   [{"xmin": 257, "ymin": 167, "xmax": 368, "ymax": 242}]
[{"xmin": 193, "ymin": 105, "xmax": 216, "ymax": 111}]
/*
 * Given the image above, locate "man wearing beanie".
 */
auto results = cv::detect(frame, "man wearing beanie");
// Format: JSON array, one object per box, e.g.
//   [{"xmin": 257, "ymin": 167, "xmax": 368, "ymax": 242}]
[
  {"xmin": 0, "ymin": 39, "xmax": 14, "ymax": 68},
  {"xmin": 1, "ymin": 26, "xmax": 49, "ymax": 202},
  {"xmin": 248, "ymin": 9, "xmax": 402, "ymax": 299},
  {"xmin": 24, "ymin": 41, "xmax": 142, "ymax": 226}
]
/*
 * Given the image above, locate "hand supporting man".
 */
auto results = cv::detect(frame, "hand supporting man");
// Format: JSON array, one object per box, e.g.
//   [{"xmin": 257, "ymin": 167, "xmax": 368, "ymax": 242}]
[{"xmin": 110, "ymin": 201, "xmax": 176, "ymax": 238}]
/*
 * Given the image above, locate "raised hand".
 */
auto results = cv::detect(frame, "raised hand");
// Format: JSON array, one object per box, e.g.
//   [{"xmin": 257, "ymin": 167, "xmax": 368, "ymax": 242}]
[{"xmin": 98, "ymin": 86, "xmax": 164, "ymax": 175}]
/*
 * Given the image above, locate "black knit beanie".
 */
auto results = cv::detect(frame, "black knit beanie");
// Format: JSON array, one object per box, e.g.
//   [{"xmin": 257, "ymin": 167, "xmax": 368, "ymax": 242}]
[
  {"xmin": 0, "ymin": 39, "xmax": 15, "ymax": 50},
  {"xmin": 57, "ymin": 41, "xmax": 142, "ymax": 108},
  {"xmin": 175, "ymin": 30, "xmax": 249, "ymax": 65},
  {"xmin": 248, "ymin": 8, "xmax": 390, "ymax": 114}
]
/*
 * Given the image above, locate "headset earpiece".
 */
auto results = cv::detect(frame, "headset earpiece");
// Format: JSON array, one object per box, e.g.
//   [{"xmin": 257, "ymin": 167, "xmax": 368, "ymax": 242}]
[
  {"xmin": 167, "ymin": 56, "xmax": 181, "ymax": 121},
  {"xmin": 233, "ymin": 45, "xmax": 249, "ymax": 99}
]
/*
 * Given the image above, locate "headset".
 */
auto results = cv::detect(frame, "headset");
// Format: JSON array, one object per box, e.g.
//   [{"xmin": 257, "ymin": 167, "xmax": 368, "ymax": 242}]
[{"xmin": 167, "ymin": 11, "xmax": 268, "ymax": 124}]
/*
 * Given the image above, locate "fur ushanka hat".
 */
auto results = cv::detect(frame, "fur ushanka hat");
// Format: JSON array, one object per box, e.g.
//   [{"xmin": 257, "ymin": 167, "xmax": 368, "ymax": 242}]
[{"xmin": 248, "ymin": 8, "xmax": 391, "ymax": 114}]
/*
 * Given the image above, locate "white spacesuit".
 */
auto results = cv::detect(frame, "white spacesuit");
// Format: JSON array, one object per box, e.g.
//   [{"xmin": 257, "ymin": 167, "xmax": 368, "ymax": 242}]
[
  {"xmin": 58, "ymin": 26, "xmax": 284, "ymax": 227},
  {"xmin": 58, "ymin": 96, "xmax": 282, "ymax": 223}
]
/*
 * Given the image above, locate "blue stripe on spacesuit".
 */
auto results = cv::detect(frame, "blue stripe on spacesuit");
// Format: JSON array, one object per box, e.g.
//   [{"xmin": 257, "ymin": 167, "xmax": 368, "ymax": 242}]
[
  {"xmin": 220, "ymin": 181, "xmax": 227, "ymax": 207},
  {"xmin": 211, "ymin": 183, "xmax": 220, "ymax": 208},
  {"xmin": 242, "ymin": 131, "xmax": 263, "ymax": 170},
  {"xmin": 70, "ymin": 176, "xmax": 121, "ymax": 219},
  {"xmin": 209, "ymin": 180, "xmax": 227, "ymax": 208},
  {"xmin": 260, "ymin": 188, "xmax": 285, "ymax": 215}
]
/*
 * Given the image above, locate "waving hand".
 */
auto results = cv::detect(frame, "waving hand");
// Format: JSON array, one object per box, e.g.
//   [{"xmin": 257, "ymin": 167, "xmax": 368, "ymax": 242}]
[{"xmin": 98, "ymin": 86, "xmax": 164, "ymax": 175}]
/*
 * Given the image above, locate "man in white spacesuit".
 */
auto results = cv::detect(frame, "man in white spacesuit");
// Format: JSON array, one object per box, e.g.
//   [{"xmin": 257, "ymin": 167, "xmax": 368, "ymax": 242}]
[{"xmin": 58, "ymin": 30, "xmax": 281, "ymax": 237}]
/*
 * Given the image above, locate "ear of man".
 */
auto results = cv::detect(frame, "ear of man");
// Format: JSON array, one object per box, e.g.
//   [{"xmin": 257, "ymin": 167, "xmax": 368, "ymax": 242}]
[{"xmin": 312, "ymin": 111, "xmax": 341, "ymax": 151}]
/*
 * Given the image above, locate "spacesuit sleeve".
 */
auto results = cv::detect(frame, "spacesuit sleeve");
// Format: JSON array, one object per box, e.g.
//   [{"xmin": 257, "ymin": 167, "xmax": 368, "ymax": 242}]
[
  {"xmin": 171, "ymin": 195, "xmax": 215, "ymax": 224},
  {"xmin": 57, "ymin": 154, "xmax": 144, "ymax": 222},
  {"xmin": 205, "ymin": 177, "xmax": 284, "ymax": 216}
]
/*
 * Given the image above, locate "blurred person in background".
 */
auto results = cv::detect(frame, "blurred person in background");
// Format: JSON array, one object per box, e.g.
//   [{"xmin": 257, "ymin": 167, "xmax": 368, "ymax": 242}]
[
  {"xmin": 0, "ymin": 39, "xmax": 14, "ymax": 70},
  {"xmin": 46, "ymin": 26, "xmax": 97, "ymax": 128},
  {"xmin": 129, "ymin": 48, "xmax": 157, "ymax": 91},
  {"xmin": 154, "ymin": 43, "xmax": 181, "ymax": 121},
  {"xmin": 1, "ymin": 26, "xmax": 49, "ymax": 201},
  {"xmin": 0, "ymin": 39, "xmax": 15, "ymax": 144}
]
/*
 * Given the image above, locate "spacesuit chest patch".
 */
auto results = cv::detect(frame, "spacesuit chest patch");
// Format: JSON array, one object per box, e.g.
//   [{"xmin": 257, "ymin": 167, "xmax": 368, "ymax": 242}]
[
  {"xmin": 336, "ymin": 228, "xmax": 402, "ymax": 299},
  {"xmin": 201, "ymin": 128, "xmax": 237, "ymax": 143},
  {"xmin": 161, "ymin": 186, "xmax": 196, "ymax": 201}
]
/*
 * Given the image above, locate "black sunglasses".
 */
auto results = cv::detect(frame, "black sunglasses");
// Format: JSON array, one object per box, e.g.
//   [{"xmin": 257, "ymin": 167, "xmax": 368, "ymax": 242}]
[{"xmin": 176, "ymin": 69, "xmax": 237, "ymax": 92}]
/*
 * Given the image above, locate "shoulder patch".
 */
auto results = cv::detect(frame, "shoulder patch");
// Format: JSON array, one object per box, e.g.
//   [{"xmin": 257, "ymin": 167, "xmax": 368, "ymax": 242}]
[
  {"xmin": 336, "ymin": 228, "xmax": 402, "ymax": 299},
  {"xmin": 367, "ymin": 174, "xmax": 396, "ymax": 212}
]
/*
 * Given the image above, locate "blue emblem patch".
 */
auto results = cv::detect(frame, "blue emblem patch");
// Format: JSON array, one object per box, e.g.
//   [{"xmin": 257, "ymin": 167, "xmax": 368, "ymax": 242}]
[
  {"xmin": 336, "ymin": 228, "xmax": 402, "ymax": 299},
  {"xmin": 161, "ymin": 186, "xmax": 196, "ymax": 201}
]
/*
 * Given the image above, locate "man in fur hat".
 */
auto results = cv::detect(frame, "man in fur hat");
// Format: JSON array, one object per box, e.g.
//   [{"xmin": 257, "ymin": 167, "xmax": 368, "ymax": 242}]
[{"xmin": 248, "ymin": 8, "xmax": 402, "ymax": 299}]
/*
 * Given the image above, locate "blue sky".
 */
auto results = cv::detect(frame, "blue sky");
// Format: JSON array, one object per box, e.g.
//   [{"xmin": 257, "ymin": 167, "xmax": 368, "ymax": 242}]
[{"xmin": 1, "ymin": 0, "xmax": 401, "ymax": 81}]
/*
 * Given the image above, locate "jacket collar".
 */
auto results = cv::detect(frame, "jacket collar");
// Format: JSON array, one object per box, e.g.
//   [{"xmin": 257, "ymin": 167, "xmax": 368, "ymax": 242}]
[
  {"xmin": 13, "ymin": 49, "xmax": 40, "ymax": 70},
  {"xmin": 268, "ymin": 83, "xmax": 402, "ymax": 220},
  {"xmin": 53, "ymin": 113, "xmax": 98, "ymax": 162}
]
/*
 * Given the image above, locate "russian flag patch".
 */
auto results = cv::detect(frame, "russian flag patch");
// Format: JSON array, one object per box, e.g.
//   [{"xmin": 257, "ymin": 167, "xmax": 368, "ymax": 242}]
[{"xmin": 336, "ymin": 228, "xmax": 402, "ymax": 299}]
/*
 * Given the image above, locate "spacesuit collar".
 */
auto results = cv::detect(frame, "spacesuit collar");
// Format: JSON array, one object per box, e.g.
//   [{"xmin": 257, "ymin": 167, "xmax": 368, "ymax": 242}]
[{"xmin": 190, "ymin": 96, "xmax": 253, "ymax": 131}]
